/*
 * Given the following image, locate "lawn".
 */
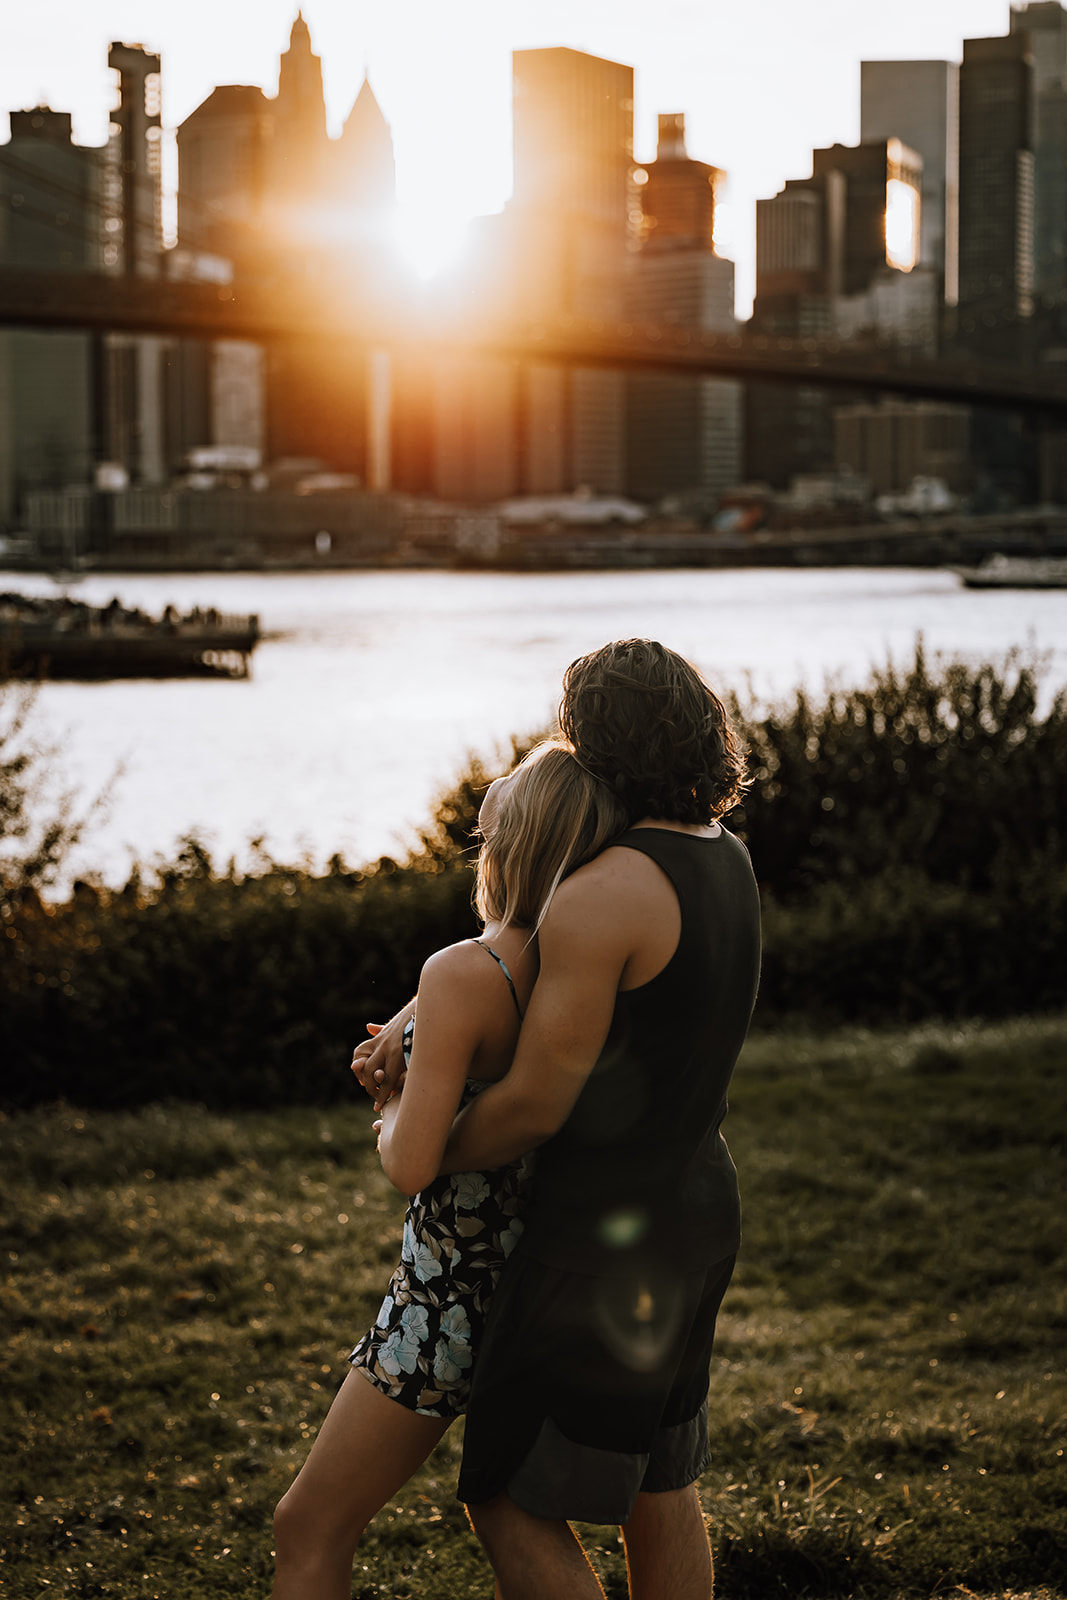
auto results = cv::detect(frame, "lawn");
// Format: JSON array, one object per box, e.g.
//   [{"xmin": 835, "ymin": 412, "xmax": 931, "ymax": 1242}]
[{"xmin": 2, "ymin": 1014, "xmax": 1065, "ymax": 1598}]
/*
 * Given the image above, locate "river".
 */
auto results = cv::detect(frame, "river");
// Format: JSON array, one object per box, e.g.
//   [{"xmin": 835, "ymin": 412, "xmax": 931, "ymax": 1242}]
[{"xmin": 4, "ymin": 565, "xmax": 1064, "ymax": 889}]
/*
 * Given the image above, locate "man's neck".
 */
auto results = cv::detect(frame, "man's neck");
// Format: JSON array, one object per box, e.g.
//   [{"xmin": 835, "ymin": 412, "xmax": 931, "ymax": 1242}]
[{"xmin": 629, "ymin": 818, "xmax": 722, "ymax": 839}]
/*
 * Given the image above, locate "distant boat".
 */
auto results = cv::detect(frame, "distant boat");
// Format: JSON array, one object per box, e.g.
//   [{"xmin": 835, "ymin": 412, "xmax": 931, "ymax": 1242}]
[
  {"xmin": 0, "ymin": 593, "xmax": 260, "ymax": 678},
  {"xmin": 949, "ymin": 554, "xmax": 1067, "ymax": 590}
]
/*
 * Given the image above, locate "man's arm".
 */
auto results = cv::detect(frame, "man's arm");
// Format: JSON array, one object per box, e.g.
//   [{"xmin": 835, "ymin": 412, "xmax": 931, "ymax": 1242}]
[{"xmin": 439, "ymin": 857, "xmax": 637, "ymax": 1174}]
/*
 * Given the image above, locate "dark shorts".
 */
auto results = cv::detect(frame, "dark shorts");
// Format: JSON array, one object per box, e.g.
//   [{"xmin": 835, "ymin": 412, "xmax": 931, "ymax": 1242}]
[{"xmin": 458, "ymin": 1250, "xmax": 736, "ymax": 1525}]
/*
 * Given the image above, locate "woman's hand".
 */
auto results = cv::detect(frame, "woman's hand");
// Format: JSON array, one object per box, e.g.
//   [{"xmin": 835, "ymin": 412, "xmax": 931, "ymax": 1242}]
[{"xmin": 351, "ymin": 1002, "xmax": 414, "ymax": 1110}]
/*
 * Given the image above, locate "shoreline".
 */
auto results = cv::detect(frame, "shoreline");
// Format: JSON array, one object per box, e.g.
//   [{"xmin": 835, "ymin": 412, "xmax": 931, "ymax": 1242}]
[{"xmin": 5, "ymin": 511, "xmax": 1066, "ymax": 578}]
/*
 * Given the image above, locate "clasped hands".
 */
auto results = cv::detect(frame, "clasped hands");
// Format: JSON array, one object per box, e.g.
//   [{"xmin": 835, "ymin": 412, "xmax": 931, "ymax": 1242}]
[{"xmin": 350, "ymin": 1003, "xmax": 413, "ymax": 1115}]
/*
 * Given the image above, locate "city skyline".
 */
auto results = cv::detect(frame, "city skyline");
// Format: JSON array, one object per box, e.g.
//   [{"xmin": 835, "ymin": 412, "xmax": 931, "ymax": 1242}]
[{"xmin": 2, "ymin": 0, "xmax": 1012, "ymax": 312}]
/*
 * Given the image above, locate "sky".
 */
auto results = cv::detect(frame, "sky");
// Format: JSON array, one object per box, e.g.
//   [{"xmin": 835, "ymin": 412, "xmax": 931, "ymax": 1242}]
[{"xmin": 1, "ymin": 0, "xmax": 1017, "ymax": 313}]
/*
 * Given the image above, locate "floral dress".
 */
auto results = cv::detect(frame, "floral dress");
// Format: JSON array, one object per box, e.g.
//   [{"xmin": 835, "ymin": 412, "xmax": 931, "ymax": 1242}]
[{"xmin": 348, "ymin": 947, "xmax": 532, "ymax": 1418}]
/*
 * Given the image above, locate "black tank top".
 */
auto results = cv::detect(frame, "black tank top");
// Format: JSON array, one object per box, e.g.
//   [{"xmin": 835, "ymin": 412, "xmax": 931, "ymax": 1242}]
[{"xmin": 518, "ymin": 826, "xmax": 761, "ymax": 1277}]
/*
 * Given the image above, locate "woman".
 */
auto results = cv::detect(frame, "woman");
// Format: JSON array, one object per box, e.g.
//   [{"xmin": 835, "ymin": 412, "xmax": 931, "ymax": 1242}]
[{"xmin": 271, "ymin": 742, "xmax": 627, "ymax": 1600}]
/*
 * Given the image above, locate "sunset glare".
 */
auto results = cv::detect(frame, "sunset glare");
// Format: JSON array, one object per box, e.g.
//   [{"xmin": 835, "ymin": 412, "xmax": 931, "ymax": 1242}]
[
  {"xmin": 389, "ymin": 205, "xmax": 473, "ymax": 282},
  {"xmin": 0, "ymin": 0, "xmax": 1014, "ymax": 314}
]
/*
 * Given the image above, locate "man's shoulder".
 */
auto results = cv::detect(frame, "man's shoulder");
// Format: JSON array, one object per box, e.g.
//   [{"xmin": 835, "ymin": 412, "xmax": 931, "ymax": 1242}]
[{"xmin": 549, "ymin": 841, "xmax": 672, "ymax": 925}]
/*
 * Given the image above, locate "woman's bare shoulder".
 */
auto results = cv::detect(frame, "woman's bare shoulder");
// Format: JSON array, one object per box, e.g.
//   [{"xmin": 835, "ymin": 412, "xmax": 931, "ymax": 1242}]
[{"xmin": 419, "ymin": 939, "xmax": 489, "ymax": 986}]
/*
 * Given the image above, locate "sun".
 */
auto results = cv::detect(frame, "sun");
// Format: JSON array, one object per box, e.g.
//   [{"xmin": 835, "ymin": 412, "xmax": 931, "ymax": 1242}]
[{"xmin": 388, "ymin": 205, "xmax": 473, "ymax": 282}]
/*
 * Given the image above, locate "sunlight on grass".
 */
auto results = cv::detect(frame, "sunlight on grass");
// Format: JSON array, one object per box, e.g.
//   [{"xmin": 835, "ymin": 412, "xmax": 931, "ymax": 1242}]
[{"xmin": 2, "ymin": 1016, "xmax": 1065, "ymax": 1598}]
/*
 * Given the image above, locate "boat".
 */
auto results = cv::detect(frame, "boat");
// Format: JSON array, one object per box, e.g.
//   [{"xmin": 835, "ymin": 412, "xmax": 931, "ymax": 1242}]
[
  {"xmin": 949, "ymin": 553, "xmax": 1067, "ymax": 590},
  {"xmin": 0, "ymin": 593, "xmax": 260, "ymax": 678}
]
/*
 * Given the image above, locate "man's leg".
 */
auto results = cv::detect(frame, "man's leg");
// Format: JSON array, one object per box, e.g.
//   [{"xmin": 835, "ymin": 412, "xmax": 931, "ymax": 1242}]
[
  {"xmin": 621, "ymin": 1485, "xmax": 713, "ymax": 1600},
  {"xmin": 468, "ymin": 1492, "xmax": 607, "ymax": 1600}
]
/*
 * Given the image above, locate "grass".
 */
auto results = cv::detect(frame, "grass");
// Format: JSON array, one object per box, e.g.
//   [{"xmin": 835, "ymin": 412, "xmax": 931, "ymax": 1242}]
[{"xmin": 1, "ymin": 1015, "xmax": 1065, "ymax": 1599}]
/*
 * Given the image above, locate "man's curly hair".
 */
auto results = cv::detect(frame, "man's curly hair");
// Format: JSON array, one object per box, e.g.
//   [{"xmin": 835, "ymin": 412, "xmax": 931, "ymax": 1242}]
[{"xmin": 558, "ymin": 639, "xmax": 748, "ymax": 825}]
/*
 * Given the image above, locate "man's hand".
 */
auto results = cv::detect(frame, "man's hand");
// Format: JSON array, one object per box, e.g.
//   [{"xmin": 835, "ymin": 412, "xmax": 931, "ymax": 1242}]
[{"xmin": 351, "ymin": 1000, "xmax": 415, "ymax": 1111}]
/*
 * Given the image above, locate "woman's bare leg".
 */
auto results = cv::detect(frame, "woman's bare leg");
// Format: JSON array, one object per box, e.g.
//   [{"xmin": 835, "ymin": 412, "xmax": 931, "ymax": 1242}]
[{"xmin": 271, "ymin": 1370, "xmax": 451, "ymax": 1600}]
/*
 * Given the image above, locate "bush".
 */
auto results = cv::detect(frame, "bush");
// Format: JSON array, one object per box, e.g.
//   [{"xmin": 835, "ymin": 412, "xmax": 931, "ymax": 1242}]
[
  {"xmin": 2, "ymin": 647, "xmax": 1065, "ymax": 1108},
  {"xmin": 728, "ymin": 643, "xmax": 1066, "ymax": 901},
  {"xmin": 2, "ymin": 841, "xmax": 479, "ymax": 1110}
]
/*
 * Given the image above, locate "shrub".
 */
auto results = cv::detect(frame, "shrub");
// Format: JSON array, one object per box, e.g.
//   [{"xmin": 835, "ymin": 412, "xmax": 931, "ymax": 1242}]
[
  {"xmin": 728, "ymin": 643, "xmax": 1066, "ymax": 901},
  {"xmin": 2, "ymin": 646, "xmax": 1064, "ymax": 1108}
]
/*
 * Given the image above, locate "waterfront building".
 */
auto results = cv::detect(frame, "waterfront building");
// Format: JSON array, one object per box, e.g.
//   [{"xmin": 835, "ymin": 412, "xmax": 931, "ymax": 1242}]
[
  {"xmin": 860, "ymin": 61, "xmax": 959, "ymax": 306},
  {"xmin": 625, "ymin": 114, "xmax": 741, "ymax": 504},
  {"xmin": 834, "ymin": 398, "xmax": 971, "ymax": 496}
]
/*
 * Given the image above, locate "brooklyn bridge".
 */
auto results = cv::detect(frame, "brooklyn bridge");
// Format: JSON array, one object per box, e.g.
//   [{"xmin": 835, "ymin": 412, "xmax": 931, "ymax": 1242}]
[{"xmin": 2, "ymin": 265, "xmax": 1065, "ymax": 419}]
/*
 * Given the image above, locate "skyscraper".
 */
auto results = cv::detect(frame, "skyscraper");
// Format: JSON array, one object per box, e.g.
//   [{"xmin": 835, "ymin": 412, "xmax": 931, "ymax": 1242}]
[
  {"xmin": 176, "ymin": 85, "xmax": 274, "ymax": 267},
  {"xmin": 748, "ymin": 140, "xmax": 925, "ymax": 488},
  {"xmin": 0, "ymin": 109, "xmax": 99, "ymax": 523},
  {"xmin": 860, "ymin": 60, "xmax": 959, "ymax": 304},
  {"xmin": 177, "ymin": 14, "xmax": 400, "ymax": 480},
  {"xmin": 957, "ymin": 32, "xmax": 1035, "ymax": 331},
  {"xmin": 1009, "ymin": 2, "xmax": 1067, "ymax": 300},
  {"xmin": 270, "ymin": 10, "xmax": 328, "ymax": 202},
  {"xmin": 335, "ymin": 79, "xmax": 396, "ymax": 217},
  {"xmin": 506, "ymin": 47, "xmax": 635, "ymax": 495},
  {"xmin": 105, "ymin": 42, "xmax": 163, "ymax": 279},
  {"xmin": 626, "ymin": 114, "xmax": 741, "ymax": 503},
  {"xmin": 810, "ymin": 139, "xmax": 923, "ymax": 295},
  {"xmin": 512, "ymin": 46, "xmax": 634, "ymax": 234},
  {"xmin": 0, "ymin": 108, "xmax": 101, "ymax": 273}
]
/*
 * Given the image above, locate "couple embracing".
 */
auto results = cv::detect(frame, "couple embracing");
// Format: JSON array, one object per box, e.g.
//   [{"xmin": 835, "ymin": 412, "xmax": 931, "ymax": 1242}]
[{"xmin": 272, "ymin": 639, "xmax": 761, "ymax": 1600}]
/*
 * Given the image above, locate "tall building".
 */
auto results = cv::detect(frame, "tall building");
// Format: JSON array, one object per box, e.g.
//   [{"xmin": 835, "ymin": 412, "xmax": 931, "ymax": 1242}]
[
  {"xmin": 335, "ymin": 78, "xmax": 396, "ymax": 217},
  {"xmin": 101, "ymin": 44, "xmax": 168, "ymax": 485},
  {"xmin": 1, "ymin": 47, "xmax": 172, "ymax": 517},
  {"xmin": 0, "ymin": 109, "xmax": 100, "ymax": 524},
  {"xmin": 860, "ymin": 60, "xmax": 959, "ymax": 304},
  {"xmin": 636, "ymin": 113, "xmax": 719, "ymax": 251},
  {"xmin": 507, "ymin": 47, "xmax": 635, "ymax": 496},
  {"xmin": 105, "ymin": 42, "xmax": 162, "ymax": 279},
  {"xmin": 755, "ymin": 171, "xmax": 845, "ymax": 299},
  {"xmin": 748, "ymin": 140, "xmax": 924, "ymax": 488},
  {"xmin": 0, "ymin": 108, "xmax": 101, "ymax": 273},
  {"xmin": 1009, "ymin": 2, "xmax": 1067, "ymax": 300},
  {"xmin": 957, "ymin": 32, "xmax": 1035, "ymax": 331},
  {"xmin": 512, "ymin": 46, "xmax": 634, "ymax": 234},
  {"xmin": 810, "ymin": 139, "xmax": 923, "ymax": 294},
  {"xmin": 625, "ymin": 115, "xmax": 741, "ymax": 503},
  {"xmin": 177, "ymin": 17, "xmax": 396, "ymax": 275},
  {"xmin": 270, "ymin": 10, "xmax": 328, "ymax": 203},
  {"xmin": 176, "ymin": 85, "xmax": 274, "ymax": 268},
  {"xmin": 176, "ymin": 14, "xmax": 399, "ymax": 479}
]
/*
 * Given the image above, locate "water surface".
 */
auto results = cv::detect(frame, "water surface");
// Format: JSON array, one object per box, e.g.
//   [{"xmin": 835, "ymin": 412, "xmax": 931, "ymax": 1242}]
[{"xmin": 7, "ymin": 566, "xmax": 1063, "ymax": 886}]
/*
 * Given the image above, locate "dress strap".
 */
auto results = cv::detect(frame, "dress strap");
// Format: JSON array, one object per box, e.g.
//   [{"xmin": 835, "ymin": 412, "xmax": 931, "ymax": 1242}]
[{"xmin": 469, "ymin": 939, "xmax": 524, "ymax": 1020}]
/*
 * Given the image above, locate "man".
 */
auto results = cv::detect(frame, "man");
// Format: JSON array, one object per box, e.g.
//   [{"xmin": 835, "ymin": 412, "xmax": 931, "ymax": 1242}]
[{"xmin": 355, "ymin": 639, "xmax": 760, "ymax": 1599}]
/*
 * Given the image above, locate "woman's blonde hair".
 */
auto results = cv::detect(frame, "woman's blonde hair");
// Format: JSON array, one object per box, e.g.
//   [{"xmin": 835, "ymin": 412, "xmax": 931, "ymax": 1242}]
[{"xmin": 475, "ymin": 742, "xmax": 628, "ymax": 933}]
